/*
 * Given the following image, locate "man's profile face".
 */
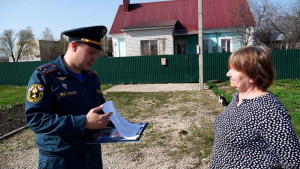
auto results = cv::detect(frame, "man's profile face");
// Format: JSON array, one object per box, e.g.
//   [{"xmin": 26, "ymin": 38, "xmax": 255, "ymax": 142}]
[{"xmin": 75, "ymin": 43, "xmax": 100, "ymax": 71}]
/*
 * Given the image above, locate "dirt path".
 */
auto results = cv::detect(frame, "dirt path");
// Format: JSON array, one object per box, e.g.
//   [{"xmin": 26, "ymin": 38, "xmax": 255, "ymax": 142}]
[
  {"xmin": 104, "ymin": 83, "xmax": 206, "ymax": 93},
  {"xmin": 0, "ymin": 83, "xmax": 223, "ymax": 169}
]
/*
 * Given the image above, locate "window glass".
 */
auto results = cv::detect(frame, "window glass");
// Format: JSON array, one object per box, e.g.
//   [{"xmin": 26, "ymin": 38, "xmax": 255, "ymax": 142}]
[
  {"xmin": 141, "ymin": 40, "xmax": 157, "ymax": 55},
  {"xmin": 203, "ymin": 39, "xmax": 209, "ymax": 53},
  {"xmin": 175, "ymin": 40, "xmax": 187, "ymax": 54},
  {"xmin": 221, "ymin": 39, "xmax": 231, "ymax": 52},
  {"xmin": 150, "ymin": 40, "xmax": 158, "ymax": 55}
]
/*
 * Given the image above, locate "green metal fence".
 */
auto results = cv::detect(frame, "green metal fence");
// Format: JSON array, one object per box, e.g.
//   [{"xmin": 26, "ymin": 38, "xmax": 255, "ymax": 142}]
[
  {"xmin": 0, "ymin": 61, "xmax": 48, "ymax": 86},
  {"xmin": 272, "ymin": 50, "xmax": 300, "ymax": 80},
  {"xmin": 92, "ymin": 54, "xmax": 199, "ymax": 84},
  {"xmin": 0, "ymin": 50, "xmax": 299, "ymax": 86}
]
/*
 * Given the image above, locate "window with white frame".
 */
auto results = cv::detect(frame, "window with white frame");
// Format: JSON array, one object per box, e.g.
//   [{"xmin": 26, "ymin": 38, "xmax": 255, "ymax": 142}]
[
  {"xmin": 221, "ymin": 39, "xmax": 231, "ymax": 53},
  {"xmin": 141, "ymin": 40, "xmax": 158, "ymax": 56}
]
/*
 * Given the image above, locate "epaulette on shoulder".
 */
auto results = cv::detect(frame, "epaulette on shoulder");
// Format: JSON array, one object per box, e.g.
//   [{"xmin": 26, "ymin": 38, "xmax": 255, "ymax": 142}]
[
  {"xmin": 89, "ymin": 70, "xmax": 99, "ymax": 77},
  {"xmin": 36, "ymin": 63, "xmax": 57, "ymax": 74}
]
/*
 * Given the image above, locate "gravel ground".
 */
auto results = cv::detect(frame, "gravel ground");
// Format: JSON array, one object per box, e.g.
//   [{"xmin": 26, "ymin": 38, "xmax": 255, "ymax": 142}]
[
  {"xmin": 0, "ymin": 83, "xmax": 221, "ymax": 169},
  {"xmin": 104, "ymin": 83, "xmax": 204, "ymax": 93}
]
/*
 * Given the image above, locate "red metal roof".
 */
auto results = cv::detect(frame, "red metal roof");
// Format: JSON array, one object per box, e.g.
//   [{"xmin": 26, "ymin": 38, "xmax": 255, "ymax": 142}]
[
  {"xmin": 110, "ymin": 0, "xmax": 255, "ymax": 34},
  {"xmin": 122, "ymin": 20, "xmax": 178, "ymax": 30}
]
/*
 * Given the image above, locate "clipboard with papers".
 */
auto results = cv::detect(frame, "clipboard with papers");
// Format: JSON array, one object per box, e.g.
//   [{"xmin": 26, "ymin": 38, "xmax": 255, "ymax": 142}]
[{"xmin": 87, "ymin": 101, "xmax": 149, "ymax": 144}]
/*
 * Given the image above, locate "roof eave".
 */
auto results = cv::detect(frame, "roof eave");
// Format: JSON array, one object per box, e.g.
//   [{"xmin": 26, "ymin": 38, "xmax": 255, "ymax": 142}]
[{"xmin": 121, "ymin": 26, "xmax": 174, "ymax": 32}]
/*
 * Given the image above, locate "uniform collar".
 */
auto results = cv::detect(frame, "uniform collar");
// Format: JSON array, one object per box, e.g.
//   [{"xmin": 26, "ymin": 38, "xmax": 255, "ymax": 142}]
[
  {"xmin": 55, "ymin": 55, "xmax": 89, "ymax": 76},
  {"xmin": 55, "ymin": 55, "xmax": 68, "ymax": 76}
]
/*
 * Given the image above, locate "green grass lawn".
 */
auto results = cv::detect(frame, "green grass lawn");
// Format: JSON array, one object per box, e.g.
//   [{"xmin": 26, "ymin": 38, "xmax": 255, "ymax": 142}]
[
  {"xmin": 0, "ymin": 86, "xmax": 27, "ymax": 110},
  {"xmin": 207, "ymin": 79, "xmax": 300, "ymax": 140},
  {"xmin": 0, "ymin": 85, "xmax": 114, "ymax": 110}
]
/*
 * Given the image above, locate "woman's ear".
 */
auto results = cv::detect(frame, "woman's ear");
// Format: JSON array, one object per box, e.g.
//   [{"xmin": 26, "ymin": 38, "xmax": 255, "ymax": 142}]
[{"xmin": 250, "ymin": 78, "xmax": 256, "ymax": 84}]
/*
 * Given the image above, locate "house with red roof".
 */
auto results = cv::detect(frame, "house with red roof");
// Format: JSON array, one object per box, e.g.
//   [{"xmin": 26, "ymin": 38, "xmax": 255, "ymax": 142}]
[{"xmin": 110, "ymin": 0, "xmax": 255, "ymax": 57}]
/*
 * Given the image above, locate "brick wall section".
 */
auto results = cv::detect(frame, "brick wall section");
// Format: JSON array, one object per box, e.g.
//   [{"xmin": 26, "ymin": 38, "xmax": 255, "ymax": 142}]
[{"xmin": 125, "ymin": 28, "xmax": 174, "ymax": 56}]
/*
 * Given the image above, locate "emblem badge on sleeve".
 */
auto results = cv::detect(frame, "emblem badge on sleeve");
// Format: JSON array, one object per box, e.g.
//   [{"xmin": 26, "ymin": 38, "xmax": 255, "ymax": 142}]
[{"xmin": 27, "ymin": 84, "xmax": 44, "ymax": 103}]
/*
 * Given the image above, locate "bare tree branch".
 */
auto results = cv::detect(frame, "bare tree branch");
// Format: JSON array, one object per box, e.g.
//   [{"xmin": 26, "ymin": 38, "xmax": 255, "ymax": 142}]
[
  {"xmin": 229, "ymin": 0, "xmax": 256, "ymax": 46},
  {"xmin": 0, "ymin": 29, "xmax": 17, "ymax": 61},
  {"xmin": 248, "ymin": 0, "xmax": 300, "ymax": 49},
  {"xmin": 16, "ymin": 27, "xmax": 36, "ymax": 62}
]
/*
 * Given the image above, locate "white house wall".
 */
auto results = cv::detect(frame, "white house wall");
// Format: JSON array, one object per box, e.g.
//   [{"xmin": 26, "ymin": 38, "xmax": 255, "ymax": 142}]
[
  {"xmin": 111, "ymin": 27, "xmax": 254, "ymax": 56},
  {"xmin": 111, "ymin": 34, "xmax": 125, "ymax": 57},
  {"xmin": 111, "ymin": 28, "xmax": 174, "ymax": 57}
]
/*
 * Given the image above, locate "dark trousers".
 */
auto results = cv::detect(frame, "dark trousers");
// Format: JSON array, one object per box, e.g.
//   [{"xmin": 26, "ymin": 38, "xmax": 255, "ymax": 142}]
[{"xmin": 38, "ymin": 146, "xmax": 103, "ymax": 169}]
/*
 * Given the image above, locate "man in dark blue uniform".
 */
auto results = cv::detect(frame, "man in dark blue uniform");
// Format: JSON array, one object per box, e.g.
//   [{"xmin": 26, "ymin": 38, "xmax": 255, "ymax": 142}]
[{"xmin": 25, "ymin": 25, "xmax": 112, "ymax": 169}]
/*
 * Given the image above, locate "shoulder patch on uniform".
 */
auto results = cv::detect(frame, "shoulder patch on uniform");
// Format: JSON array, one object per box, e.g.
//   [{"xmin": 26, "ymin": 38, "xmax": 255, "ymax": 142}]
[
  {"xmin": 27, "ymin": 84, "xmax": 44, "ymax": 103},
  {"xmin": 36, "ymin": 64, "xmax": 57, "ymax": 74},
  {"xmin": 89, "ymin": 70, "xmax": 98, "ymax": 76}
]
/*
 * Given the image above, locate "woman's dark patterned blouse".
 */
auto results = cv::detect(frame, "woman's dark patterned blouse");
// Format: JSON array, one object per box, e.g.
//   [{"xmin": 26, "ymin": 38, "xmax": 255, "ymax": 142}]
[{"xmin": 210, "ymin": 92, "xmax": 300, "ymax": 169}]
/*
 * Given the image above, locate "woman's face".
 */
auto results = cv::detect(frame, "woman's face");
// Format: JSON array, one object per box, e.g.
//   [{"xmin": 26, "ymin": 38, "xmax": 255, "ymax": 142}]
[{"xmin": 226, "ymin": 67, "xmax": 253, "ymax": 92}]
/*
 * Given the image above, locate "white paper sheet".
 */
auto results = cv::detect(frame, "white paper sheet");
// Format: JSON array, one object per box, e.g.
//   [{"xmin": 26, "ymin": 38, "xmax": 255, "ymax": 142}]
[{"xmin": 102, "ymin": 101, "xmax": 145, "ymax": 138}]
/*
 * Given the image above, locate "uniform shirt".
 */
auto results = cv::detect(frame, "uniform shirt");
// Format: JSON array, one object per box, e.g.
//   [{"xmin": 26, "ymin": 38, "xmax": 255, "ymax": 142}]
[
  {"xmin": 210, "ymin": 92, "xmax": 300, "ymax": 169},
  {"xmin": 25, "ymin": 55, "xmax": 105, "ymax": 155}
]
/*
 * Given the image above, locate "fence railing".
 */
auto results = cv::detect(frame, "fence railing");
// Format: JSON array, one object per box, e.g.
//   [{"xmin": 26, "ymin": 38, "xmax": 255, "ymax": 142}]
[{"xmin": 0, "ymin": 50, "xmax": 299, "ymax": 86}]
